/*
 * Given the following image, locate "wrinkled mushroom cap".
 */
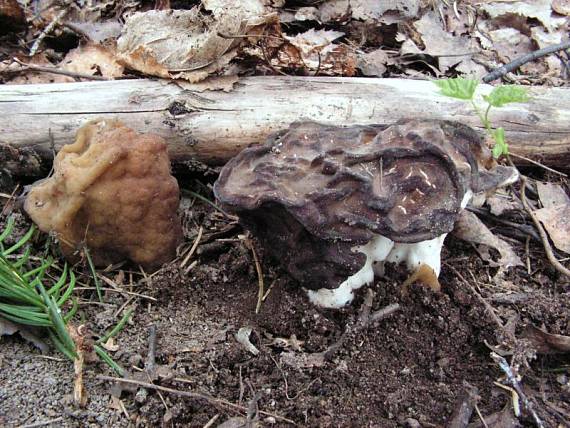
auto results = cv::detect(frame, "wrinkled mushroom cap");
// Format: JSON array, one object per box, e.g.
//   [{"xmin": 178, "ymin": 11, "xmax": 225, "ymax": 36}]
[
  {"xmin": 24, "ymin": 119, "xmax": 182, "ymax": 270},
  {"xmin": 214, "ymin": 120, "xmax": 517, "ymax": 289}
]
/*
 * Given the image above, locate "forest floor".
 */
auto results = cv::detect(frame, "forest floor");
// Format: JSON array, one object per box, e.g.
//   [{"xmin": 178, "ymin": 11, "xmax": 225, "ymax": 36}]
[{"xmin": 1, "ymin": 177, "xmax": 569, "ymax": 427}]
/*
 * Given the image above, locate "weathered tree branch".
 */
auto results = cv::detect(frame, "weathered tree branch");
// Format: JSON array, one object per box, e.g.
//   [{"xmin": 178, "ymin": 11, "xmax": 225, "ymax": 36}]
[{"xmin": 1, "ymin": 76, "xmax": 569, "ymax": 176}]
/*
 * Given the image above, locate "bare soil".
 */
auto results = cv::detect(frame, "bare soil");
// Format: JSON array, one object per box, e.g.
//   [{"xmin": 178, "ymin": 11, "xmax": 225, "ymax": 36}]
[{"xmin": 1, "ymin": 185, "xmax": 569, "ymax": 428}]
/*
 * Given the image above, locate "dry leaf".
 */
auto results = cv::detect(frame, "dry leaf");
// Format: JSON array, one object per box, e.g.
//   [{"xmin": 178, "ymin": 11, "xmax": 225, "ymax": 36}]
[
  {"xmin": 414, "ymin": 11, "xmax": 486, "ymax": 76},
  {"xmin": 521, "ymin": 325, "xmax": 570, "ymax": 354},
  {"xmin": 536, "ymin": 182, "xmax": 570, "ymax": 209},
  {"xmin": 553, "ymin": 0, "xmax": 570, "ymax": 15},
  {"xmin": 175, "ymin": 75, "xmax": 240, "ymax": 93},
  {"xmin": 60, "ymin": 44, "xmax": 124, "ymax": 79},
  {"xmin": 534, "ymin": 204, "xmax": 570, "ymax": 254},
  {"xmin": 117, "ymin": 2, "xmax": 271, "ymax": 82},
  {"xmin": 317, "ymin": 0, "xmax": 419, "ymax": 24},
  {"xmin": 251, "ymin": 26, "xmax": 357, "ymax": 76},
  {"xmin": 235, "ymin": 326, "xmax": 259, "ymax": 355},
  {"xmin": 0, "ymin": 318, "xmax": 49, "ymax": 353},
  {"xmin": 283, "ymin": 28, "xmax": 347, "ymax": 69},
  {"xmin": 67, "ymin": 20, "xmax": 122, "ymax": 43},
  {"xmin": 479, "ymin": 0, "xmax": 567, "ymax": 32},
  {"xmin": 530, "ymin": 27, "xmax": 566, "ymax": 75},
  {"xmin": 102, "ymin": 337, "xmax": 119, "ymax": 352},
  {"xmin": 486, "ymin": 191, "xmax": 522, "ymax": 216},
  {"xmin": 357, "ymin": 49, "xmax": 390, "ymax": 76},
  {"xmin": 453, "ymin": 210, "xmax": 523, "ymax": 268},
  {"xmin": 485, "ymin": 27, "xmax": 534, "ymax": 65}
]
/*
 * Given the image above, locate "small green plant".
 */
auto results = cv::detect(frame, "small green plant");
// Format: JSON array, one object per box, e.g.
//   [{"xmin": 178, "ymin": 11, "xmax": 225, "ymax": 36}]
[
  {"xmin": 0, "ymin": 217, "xmax": 128, "ymax": 374},
  {"xmin": 434, "ymin": 78, "xmax": 530, "ymax": 158},
  {"xmin": 0, "ymin": 217, "xmax": 78, "ymax": 359}
]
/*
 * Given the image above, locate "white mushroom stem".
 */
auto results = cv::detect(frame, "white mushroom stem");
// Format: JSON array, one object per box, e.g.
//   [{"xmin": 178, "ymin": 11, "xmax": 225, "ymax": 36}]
[{"xmin": 307, "ymin": 191, "xmax": 473, "ymax": 308}]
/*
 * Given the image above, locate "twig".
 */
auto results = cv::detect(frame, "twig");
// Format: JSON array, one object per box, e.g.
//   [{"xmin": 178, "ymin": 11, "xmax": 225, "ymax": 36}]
[
  {"xmin": 520, "ymin": 177, "xmax": 570, "ymax": 277},
  {"xmin": 97, "ymin": 376, "xmax": 297, "ymax": 425},
  {"xmin": 29, "ymin": 8, "xmax": 69, "ymax": 56},
  {"xmin": 483, "ymin": 41, "xmax": 570, "ymax": 83},
  {"xmin": 444, "ymin": 263, "xmax": 507, "ymax": 331},
  {"xmin": 467, "ymin": 206, "xmax": 541, "ymax": 243},
  {"xmin": 17, "ymin": 418, "xmax": 64, "ymax": 428},
  {"xmin": 75, "ymin": 286, "xmax": 156, "ymax": 301},
  {"xmin": 509, "ymin": 153, "xmax": 567, "ymax": 178},
  {"xmin": 369, "ymin": 303, "xmax": 401, "ymax": 324},
  {"xmin": 181, "ymin": 226, "xmax": 203, "ymax": 268},
  {"xmin": 322, "ymin": 290, "xmax": 400, "ymax": 360},
  {"xmin": 5, "ymin": 58, "xmax": 111, "ymax": 81},
  {"xmin": 448, "ymin": 382, "xmax": 480, "ymax": 428},
  {"xmin": 490, "ymin": 353, "xmax": 544, "ymax": 428},
  {"xmin": 202, "ymin": 414, "xmax": 220, "ymax": 428},
  {"xmin": 183, "ymin": 190, "xmax": 235, "ymax": 219},
  {"xmin": 146, "ymin": 324, "xmax": 157, "ymax": 373},
  {"xmin": 242, "ymin": 237, "xmax": 265, "ymax": 314},
  {"xmin": 475, "ymin": 404, "xmax": 489, "ymax": 428}
]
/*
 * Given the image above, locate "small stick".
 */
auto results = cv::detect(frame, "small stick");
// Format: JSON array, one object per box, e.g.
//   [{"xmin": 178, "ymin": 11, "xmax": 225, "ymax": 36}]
[
  {"xmin": 245, "ymin": 238, "xmax": 265, "ymax": 314},
  {"xmin": 97, "ymin": 376, "xmax": 297, "ymax": 425},
  {"xmin": 5, "ymin": 58, "xmax": 111, "ymax": 81},
  {"xmin": 520, "ymin": 177, "xmax": 570, "ymax": 277},
  {"xmin": 146, "ymin": 324, "xmax": 157, "ymax": 373},
  {"xmin": 202, "ymin": 414, "xmax": 220, "ymax": 428},
  {"xmin": 17, "ymin": 417, "xmax": 64, "ymax": 428},
  {"xmin": 474, "ymin": 404, "xmax": 489, "ymax": 428},
  {"xmin": 445, "ymin": 263, "xmax": 506, "ymax": 332},
  {"xmin": 75, "ymin": 286, "xmax": 156, "ymax": 301},
  {"xmin": 509, "ymin": 152, "xmax": 567, "ymax": 178},
  {"xmin": 491, "ymin": 353, "xmax": 544, "ymax": 428},
  {"xmin": 322, "ymin": 290, "xmax": 400, "ymax": 360},
  {"xmin": 29, "ymin": 8, "xmax": 69, "ymax": 56},
  {"xmin": 181, "ymin": 226, "xmax": 203, "ymax": 268},
  {"xmin": 483, "ymin": 41, "xmax": 570, "ymax": 83},
  {"xmin": 448, "ymin": 383, "xmax": 480, "ymax": 428}
]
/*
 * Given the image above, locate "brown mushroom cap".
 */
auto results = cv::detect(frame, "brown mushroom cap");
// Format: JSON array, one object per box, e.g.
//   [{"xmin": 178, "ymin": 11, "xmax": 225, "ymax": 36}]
[
  {"xmin": 215, "ymin": 120, "xmax": 491, "ymax": 244},
  {"xmin": 214, "ymin": 120, "xmax": 517, "ymax": 290}
]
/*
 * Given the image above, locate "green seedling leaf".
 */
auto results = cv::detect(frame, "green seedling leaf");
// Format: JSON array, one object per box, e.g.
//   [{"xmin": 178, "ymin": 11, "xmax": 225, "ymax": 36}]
[
  {"xmin": 434, "ymin": 78, "xmax": 479, "ymax": 100},
  {"xmin": 491, "ymin": 127, "xmax": 508, "ymax": 158},
  {"xmin": 483, "ymin": 85, "xmax": 529, "ymax": 108}
]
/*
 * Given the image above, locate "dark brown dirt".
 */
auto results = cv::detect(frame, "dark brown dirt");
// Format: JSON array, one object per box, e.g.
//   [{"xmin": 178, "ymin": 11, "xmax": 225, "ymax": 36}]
[{"xmin": 1, "ymin": 192, "xmax": 570, "ymax": 428}]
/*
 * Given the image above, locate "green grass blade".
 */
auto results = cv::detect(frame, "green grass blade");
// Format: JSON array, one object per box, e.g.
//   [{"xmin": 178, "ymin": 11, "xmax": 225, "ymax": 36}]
[
  {"xmin": 63, "ymin": 297, "xmax": 78, "ymax": 323},
  {"xmin": 97, "ymin": 308, "xmax": 133, "ymax": 345},
  {"xmin": 48, "ymin": 264, "xmax": 68, "ymax": 298},
  {"xmin": 83, "ymin": 247, "xmax": 103, "ymax": 303},
  {"xmin": 3, "ymin": 226, "xmax": 35, "ymax": 255},
  {"xmin": 23, "ymin": 259, "xmax": 53, "ymax": 280},
  {"xmin": 36, "ymin": 282, "xmax": 76, "ymax": 354},
  {"xmin": 0, "ymin": 313, "xmax": 53, "ymax": 327},
  {"xmin": 0, "ymin": 217, "xmax": 15, "ymax": 244},
  {"xmin": 57, "ymin": 270, "xmax": 76, "ymax": 307},
  {"xmin": 0, "ymin": 303, "xmax": 52, "ymax": 323},
  {"xmin": 48, "ymin": 329, "xmax": 77, "ymax": 360},
  {"xmin": 12, "ymin": 247, "xmax": 31, "ymax": 269},
  {"xmin": 94, "ymin": 344, "xmax": 125, "ymax": 376}
]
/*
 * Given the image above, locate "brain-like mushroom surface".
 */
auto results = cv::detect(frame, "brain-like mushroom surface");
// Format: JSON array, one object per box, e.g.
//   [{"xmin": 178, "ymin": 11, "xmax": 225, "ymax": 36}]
[
  {"xmin": 24, "ymin": 119, "xmax": 182, "ymax": 270},
  {"xmin": 214, "ymin": 120, "xmax": 518, "ymax": 307}
]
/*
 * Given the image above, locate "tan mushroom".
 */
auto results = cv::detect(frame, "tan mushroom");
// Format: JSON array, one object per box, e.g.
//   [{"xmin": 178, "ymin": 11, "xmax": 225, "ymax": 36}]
[{"xmin": 24, "ymin": 119, "xmax": 182, "ymax": 271}]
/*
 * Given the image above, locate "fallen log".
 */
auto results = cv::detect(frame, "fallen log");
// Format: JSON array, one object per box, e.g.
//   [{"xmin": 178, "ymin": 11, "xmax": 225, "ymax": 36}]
[{"xmin": 1, "ymin": 76, "xmax": 569, "ymax": 175}]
